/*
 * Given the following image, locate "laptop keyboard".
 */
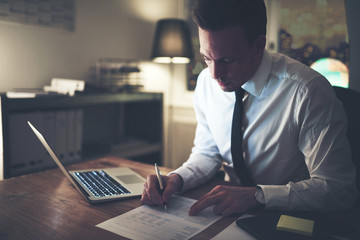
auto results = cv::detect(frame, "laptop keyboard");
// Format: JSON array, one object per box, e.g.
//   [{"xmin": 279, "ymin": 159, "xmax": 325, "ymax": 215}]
[{"xmin": 74, "ymin": 170, "xmax": 131, "ymax": 198}]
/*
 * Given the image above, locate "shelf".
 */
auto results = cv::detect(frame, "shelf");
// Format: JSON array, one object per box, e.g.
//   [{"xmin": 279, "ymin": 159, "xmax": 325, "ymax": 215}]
[
  {"xmin": 2, "ymin": 92, "xmax": 162, "ymax": 111},
  {"xmin": 0, "ymin": 92, "xmax": 163, "ymax": 179}
]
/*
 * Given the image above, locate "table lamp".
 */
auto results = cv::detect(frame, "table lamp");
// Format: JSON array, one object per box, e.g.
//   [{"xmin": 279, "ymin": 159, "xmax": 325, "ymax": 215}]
[
  {"xmin": 150, "ymin": 18, "xmax": 194, "ymax": 166},
  {"xmin": 151, "ymin": 18, "xmax": 193, "ymax": 64}
]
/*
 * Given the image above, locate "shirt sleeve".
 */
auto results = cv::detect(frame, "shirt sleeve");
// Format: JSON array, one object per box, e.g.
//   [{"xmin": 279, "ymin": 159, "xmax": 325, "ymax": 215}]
[
  {"xmin": 259, "ymin": 77, "xmax": 358, "ymax": 211},
  {"xmin": 171, "ymin": 71, "xmax": 223, "ymax": 192}
]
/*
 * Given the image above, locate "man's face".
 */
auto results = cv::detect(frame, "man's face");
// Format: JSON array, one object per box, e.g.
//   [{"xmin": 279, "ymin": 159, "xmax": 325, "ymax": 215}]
[{"xmin": 199, "ymin": 25, "xmax": 263, "ymax": 92}]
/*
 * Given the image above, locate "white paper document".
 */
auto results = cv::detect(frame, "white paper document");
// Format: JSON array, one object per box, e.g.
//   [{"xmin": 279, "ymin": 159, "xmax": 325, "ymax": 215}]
[
  {"xmin": 96, "ymin": 195, "xmax": 222, "ymax": 240},
  {"xmin": 211, "ymin": 214, "xmax": 256, "ymax": 240}
]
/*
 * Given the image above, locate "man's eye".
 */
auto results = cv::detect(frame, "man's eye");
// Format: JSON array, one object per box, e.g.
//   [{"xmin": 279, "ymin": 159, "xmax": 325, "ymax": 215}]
[
  {"xmin": 223, "ymin": 58, "xmax": 234, "ymax": 64},
  {"xmin": 203, "ymin": 58, "xmax": 211, "ymax": 64}
]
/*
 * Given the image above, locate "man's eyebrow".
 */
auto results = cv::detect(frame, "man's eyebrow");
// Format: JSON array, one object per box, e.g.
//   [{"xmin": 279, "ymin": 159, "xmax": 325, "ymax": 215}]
[{"xmin": 200, "ymin": 52, "xmax": 234, "ymax": 62}]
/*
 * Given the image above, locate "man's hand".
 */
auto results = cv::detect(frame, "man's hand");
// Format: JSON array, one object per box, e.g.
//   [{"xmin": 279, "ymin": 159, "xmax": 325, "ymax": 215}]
[
  {"xmin": 189, "ymin": 185, "xmax": 258, "ymax": 216},
  {"xmin": 141, "ymin": 173, "xmax": 183, "ymax": 207}
]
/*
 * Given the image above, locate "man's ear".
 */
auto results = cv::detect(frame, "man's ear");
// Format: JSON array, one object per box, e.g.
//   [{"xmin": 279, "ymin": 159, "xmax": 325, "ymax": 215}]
[{"xmin": 253, "ymin": 35, "xmax": 266, "ymax": 55}]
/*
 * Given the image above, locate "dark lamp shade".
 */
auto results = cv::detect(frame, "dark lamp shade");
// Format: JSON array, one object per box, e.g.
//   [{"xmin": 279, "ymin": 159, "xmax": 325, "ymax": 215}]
[{"xmin": 151, "ymin": 19, "xmax": 194, "ymax": 64}]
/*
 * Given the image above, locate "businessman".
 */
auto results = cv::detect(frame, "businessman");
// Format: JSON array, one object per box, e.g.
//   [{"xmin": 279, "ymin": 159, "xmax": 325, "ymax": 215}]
[{"xmin": 141, "ymin": 0, "xmax": 358, "ymax": 216}]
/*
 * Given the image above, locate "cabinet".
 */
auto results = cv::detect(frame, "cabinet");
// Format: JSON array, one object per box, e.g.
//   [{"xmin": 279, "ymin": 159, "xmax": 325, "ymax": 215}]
[{"xmin": 0, "ymin": 92, "xmax": 163, "ymax": 179}]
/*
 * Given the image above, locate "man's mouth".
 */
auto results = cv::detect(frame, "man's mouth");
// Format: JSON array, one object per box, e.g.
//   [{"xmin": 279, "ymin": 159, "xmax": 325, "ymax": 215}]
[{"xmin": 218, "ymin": 79, "xmax": 230, "ymax": 87}]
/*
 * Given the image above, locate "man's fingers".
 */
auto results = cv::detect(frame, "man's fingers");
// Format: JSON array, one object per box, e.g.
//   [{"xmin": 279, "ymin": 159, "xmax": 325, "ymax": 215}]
[
  {"xmin": 162, "ymin": 186, "xmax": 175, "ymax": 203},
  {"xmin": 141, "ymin": 175, "xmax": 163, "ymax": 206},
  {"xmin": 161, "ymin": 174, "xmax": 183, "ymax": 203},
  {"xmin": 188, "ymin": 185, "xmax": 226, "ymax": 215},
  {"xmin": 189, "ymin": 185, "xmax": 258, "ymax": 216},
  {"xmin": 140, "ymin": 194, "xmax": 157, "ymax": 206},
  {"xmin": 192, "ymin": 185, "xmax": 223, "ymax": 204},
  {"xmin": 142, "ymin": 183, "xmax": 161, "ymax": 205},
  {"xmin": 141, "ymin": 174, "xmax": 183, "ymax": 207},
  {"xmin": 189, "ymin": 192, "xmax": 222, "ymax": 216},
  {"xmin": 212, "ymin": 198, "xmax": 231, "ymax": 215}
]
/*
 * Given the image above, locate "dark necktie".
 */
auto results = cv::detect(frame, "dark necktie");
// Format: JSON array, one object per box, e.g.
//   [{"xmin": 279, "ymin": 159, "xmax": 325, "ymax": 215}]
[{"xmin": 231, "ymin": 88, "xmax": 254, "ymax": 186}]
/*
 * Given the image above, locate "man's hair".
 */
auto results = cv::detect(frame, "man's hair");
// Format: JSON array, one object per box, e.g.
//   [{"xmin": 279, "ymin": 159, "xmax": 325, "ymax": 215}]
[{"xmin": 192, "ymin": 0, "xmax": 267, "ymax": 45}]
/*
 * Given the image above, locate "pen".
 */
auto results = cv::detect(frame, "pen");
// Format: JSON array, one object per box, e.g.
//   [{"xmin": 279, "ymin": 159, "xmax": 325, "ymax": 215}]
[{"xmin": 154, "ymin": 163, "xmax": 168, "ymax": 211}]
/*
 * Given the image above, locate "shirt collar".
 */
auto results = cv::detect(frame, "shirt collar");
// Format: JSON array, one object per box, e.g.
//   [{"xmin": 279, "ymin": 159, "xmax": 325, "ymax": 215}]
[{"xmin": 243, "ymin": 50, "xmax": 272, "ymax": 98}]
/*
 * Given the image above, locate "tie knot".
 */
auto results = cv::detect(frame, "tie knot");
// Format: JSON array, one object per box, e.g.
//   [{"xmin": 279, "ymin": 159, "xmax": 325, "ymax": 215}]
[{"xmin": 235, "ymin": 88, "xmax": 245, "ymax": 101}]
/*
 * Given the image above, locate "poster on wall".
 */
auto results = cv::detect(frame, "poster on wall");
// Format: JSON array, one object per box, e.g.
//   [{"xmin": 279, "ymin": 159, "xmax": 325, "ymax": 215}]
[{"xmin": 276, "ymin": 0, "xmax": 349, "ymax": 88}]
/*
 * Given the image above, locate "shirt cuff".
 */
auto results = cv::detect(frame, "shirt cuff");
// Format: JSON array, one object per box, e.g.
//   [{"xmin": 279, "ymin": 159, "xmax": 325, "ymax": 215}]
[
  {"xmin": 257, "ymin": 184, "xmax": 290, "ymax": 210},
  {"xmin": 169, "ymin": 167, "xmax": 203, "ymax": 192},
  {"xmin": 169, "ymin": 154, "xmax": 223, "ymax": 192},
  {"xmin": 255, "ymin": 186, "xmax": 265, "ymax": 204}
]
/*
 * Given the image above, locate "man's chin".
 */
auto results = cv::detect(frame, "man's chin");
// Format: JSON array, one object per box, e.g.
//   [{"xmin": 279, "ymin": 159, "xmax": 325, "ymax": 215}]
[
  {"xmin": 217, "ymin": 80, "xmax": 239, "ymax": 92},
  {"xmin": 222, "ymin": 88, "xmax": 234, "ymax": 92},
  {"xmin": 219, "ymin": 84, "xmax": 236, "ymax": 92}
]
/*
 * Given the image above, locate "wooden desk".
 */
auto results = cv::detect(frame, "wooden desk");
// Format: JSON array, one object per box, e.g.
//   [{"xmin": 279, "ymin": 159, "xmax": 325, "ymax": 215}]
[
  {"xmin": 0, "ymin": 156, "xmax": 236, "ymax": 240},
  {"xmin": 1, "ymin": 156, "xmax": 359, "ymax": 239}
]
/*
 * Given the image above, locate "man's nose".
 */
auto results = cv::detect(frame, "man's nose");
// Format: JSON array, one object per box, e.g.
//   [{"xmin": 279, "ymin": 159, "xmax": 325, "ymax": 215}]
[{"xmin": 210, "ymin": 62, "xmax": 225, "ymax": 79}]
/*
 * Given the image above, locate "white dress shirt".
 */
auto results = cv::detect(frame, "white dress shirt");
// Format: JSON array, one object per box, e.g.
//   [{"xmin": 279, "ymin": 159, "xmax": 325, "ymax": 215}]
[{"xmin": 173, "ymin": 50, "xmax": 358, "ymax": 211}]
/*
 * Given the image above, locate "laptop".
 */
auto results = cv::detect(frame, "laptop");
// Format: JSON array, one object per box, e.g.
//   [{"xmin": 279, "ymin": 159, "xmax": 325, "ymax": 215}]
[{"xmin": 27, "ymin": 121, "xmax": 146, "ymax": 204}]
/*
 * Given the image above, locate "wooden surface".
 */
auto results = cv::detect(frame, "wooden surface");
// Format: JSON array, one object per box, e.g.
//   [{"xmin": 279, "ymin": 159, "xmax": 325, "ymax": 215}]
[
  {"xmin": 1, "ymin": 156, "xmax": 359, "ymax": 240},
  {"xmin": 0, "ymin": 156, "xmax": 236, "ymax": 240}
]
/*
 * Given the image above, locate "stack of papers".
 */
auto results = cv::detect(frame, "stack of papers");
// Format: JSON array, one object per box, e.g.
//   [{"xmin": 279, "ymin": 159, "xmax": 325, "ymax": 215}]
[
  {"xmin": 6, "ymin": 88, "xmax": 52, "ymax": 98},
  {"xmin": 96, "ymin": 196, "xmax": 222, "ymax": 240}
]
